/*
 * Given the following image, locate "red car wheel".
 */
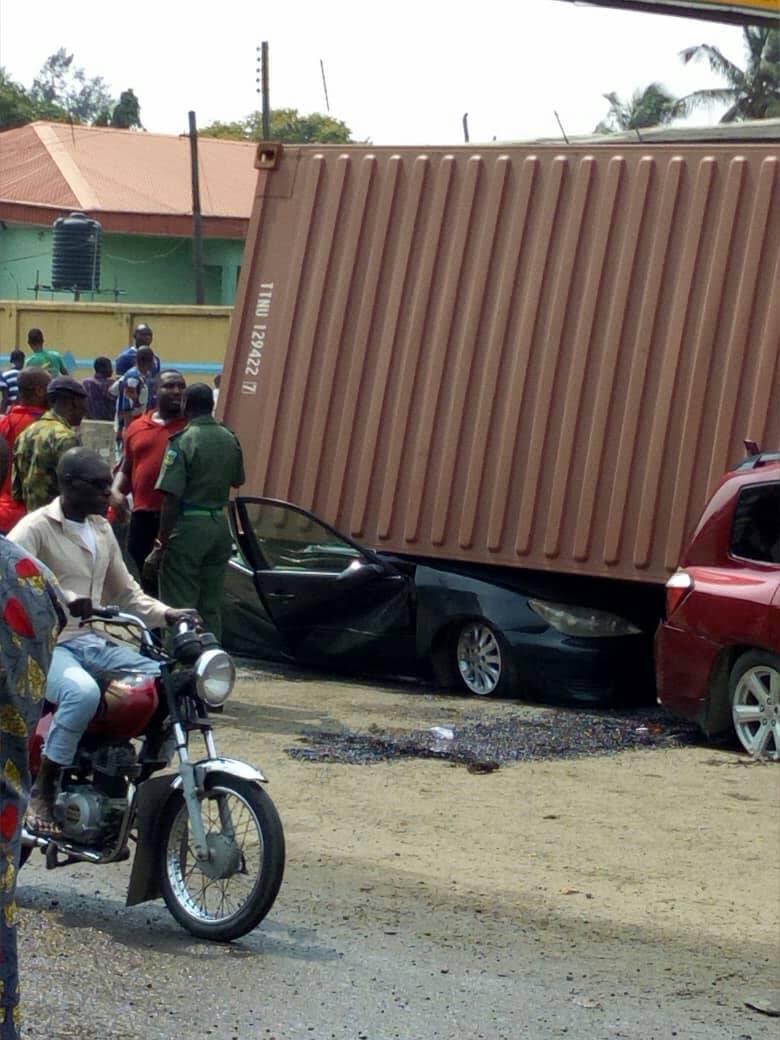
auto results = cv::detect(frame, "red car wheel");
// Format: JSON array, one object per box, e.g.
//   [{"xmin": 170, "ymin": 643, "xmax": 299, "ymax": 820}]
[{"xmin": 729, "ymin": 651, "xmax": 780, "ymax": 762}]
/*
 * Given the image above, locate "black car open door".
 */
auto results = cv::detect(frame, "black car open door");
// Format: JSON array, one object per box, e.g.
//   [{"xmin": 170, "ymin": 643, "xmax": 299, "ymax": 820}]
[{"xmin": 229, "ymin": 498, "xmax": 411, "ymax": 658}]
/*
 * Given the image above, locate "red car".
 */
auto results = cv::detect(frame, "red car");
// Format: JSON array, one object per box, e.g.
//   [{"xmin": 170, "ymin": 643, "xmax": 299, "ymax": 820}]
[{"xmin": 656, "ymin": 452, "xmax": 780, "ymax": 760}]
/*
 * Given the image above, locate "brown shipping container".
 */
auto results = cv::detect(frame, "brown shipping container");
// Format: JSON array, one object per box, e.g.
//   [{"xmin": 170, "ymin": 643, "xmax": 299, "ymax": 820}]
[{"xmin": 221, "ymin": 140, "xmax": 780, "ymax": 585}]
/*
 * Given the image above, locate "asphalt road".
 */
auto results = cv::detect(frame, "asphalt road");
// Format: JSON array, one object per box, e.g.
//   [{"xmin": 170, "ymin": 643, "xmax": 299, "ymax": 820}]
[{"xmin": 17, "ymin": 662, "xmax": 780, "ymax": 1040}]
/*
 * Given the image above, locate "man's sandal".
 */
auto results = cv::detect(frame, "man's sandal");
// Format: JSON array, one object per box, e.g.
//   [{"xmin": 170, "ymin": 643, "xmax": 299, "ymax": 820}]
[{"xmin": 24, "ymin": 807, "xmax": 64, "ymax": 840}]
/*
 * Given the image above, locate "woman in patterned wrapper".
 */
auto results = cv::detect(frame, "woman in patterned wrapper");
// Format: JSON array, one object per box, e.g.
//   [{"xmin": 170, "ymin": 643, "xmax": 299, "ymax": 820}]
[{"xmin": 0, "ymin": 436, "xmax": 65, "ymax": 1039}]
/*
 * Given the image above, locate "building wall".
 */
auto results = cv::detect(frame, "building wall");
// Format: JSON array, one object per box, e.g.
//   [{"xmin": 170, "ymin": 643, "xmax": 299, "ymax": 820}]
[
  {"xmin": 0, "ymin": 223, "xmax": 244, "ymax": 306},
  {"xmin": 0, "ymin": 300, "xmax": 232, "ymax": 382}
]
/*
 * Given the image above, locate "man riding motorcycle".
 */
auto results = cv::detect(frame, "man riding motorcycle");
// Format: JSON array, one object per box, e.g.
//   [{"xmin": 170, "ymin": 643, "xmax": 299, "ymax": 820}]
[{"xmin": 8, "ymin": 447, "xmax": 199, "ymax": 837}]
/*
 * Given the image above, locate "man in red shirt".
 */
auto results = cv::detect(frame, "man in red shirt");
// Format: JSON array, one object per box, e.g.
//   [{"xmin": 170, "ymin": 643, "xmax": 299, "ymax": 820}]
[
  {"xmin": 112, "ymin": 369, "xmax": 187, "ymax": 592},
  {"xmin": 0, "ymin": 368, "xmax": 50, "ymax": 533}
]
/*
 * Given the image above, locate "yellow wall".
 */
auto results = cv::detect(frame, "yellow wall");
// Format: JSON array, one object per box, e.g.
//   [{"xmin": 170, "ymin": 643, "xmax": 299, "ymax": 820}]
[{"xmin": 0, "ymin": 300, "xmax": 232, "ymax": 382}]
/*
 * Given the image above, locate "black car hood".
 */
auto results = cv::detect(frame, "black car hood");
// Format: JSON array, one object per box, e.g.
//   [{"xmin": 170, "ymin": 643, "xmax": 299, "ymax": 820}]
[{"xmin": 380, "ymin": 553, "xmax": 663, "ymax": 628}]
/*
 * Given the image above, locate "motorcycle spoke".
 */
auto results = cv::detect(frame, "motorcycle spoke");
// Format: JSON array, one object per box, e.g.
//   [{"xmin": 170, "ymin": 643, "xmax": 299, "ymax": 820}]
[
  {"xmin": 236, "ymin": 815, "xmax": 255, "ymax": 847},
  {"xmin": 165, "ymin": 786, "xmax": 267, "ymax": 927},
  {"xmin": 218, "ymin": 882, "xmax": 229, "ymax": 918}
]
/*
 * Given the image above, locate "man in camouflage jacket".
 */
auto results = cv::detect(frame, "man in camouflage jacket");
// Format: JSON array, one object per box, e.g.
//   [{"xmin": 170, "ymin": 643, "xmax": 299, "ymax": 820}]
[{"xmin": 12, "ymin": 378, "xmax": 87, "ymax": 513}]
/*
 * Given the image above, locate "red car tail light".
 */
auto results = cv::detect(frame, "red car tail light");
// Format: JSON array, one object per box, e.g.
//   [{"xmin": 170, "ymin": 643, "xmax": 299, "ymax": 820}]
[{"xmin": 665, "ymin": 570, "xmax": 694, "ymax": 617}]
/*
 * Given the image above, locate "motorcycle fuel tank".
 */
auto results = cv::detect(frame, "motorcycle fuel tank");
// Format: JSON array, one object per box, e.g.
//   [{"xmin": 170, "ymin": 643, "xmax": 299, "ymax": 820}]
[{"xmin": 86, "ymin": 676, "xmax": 159, "ymax": 740}]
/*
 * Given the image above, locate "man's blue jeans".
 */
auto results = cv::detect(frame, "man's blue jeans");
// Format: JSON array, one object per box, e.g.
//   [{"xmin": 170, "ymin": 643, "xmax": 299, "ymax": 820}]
[{"xmin": 44, "ymin": 634, "xmax": 160, "ymax": 766}]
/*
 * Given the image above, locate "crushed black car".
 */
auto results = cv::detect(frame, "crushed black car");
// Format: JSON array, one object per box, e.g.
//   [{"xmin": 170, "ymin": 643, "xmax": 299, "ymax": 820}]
[{"xmin": 223, "ymin": 498, "xmax": 659, "ymax": 704}]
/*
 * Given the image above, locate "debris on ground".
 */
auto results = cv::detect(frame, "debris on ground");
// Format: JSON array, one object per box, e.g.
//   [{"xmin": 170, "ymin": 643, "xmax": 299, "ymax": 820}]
[{"xmin": 285, "ymin": 708, "xmax": 700, "ymax": 767}]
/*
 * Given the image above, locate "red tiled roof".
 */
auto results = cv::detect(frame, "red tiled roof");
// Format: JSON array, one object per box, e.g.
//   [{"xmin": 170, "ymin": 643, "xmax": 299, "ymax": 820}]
[{"xmin": 0, "ymin": 122, "xmax": 258, "ymax": 238}]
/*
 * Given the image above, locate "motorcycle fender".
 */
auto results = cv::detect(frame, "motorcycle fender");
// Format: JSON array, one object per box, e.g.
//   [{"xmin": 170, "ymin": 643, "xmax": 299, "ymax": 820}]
[
  {"xmin": 171, "ymin": 757, "xmax": 267, "ymax": 790},
  {"xmin": 125, "ymin": 774, "xmax": 178, "ymax": 908},
  {"xmin": 125, "ymin": 760, "xmax": 267, "ymax": 908}
]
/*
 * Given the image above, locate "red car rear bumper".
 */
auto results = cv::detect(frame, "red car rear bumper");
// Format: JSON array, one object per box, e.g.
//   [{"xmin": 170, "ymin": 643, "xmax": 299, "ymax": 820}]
[{"xmin": 655, "ymin": 622, "xmax": 723, "ymax": 724}]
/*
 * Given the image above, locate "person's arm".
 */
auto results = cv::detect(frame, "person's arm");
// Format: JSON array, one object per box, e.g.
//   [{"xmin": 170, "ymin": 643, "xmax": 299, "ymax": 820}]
[
  {"xmin": 230, "ymin": 437, "xmax": 245, "ymax": 489},
  {"xmin": 109, "ymin": 464, "xmax": 131, "ymax": 524},
  {"xmin": 102, "ymin": 523, "xmax": 199, "ymax": 627},
  {"xmin": 102, "ymin": 524, "xmax": 169, "ymax": 627},
  {"xmin": 112, "ymin": 450, "xmax": 133, "ymax": 498},
  {"xmin": 144, "ymin": 439, "xmax": 187, "ymax": 580},
  {"xmin": 157, "ymin": 490, "xmax": 179, "ymax": 547},
  {"xmin": 142, "ymin": 491, "xmax": 179, "ymax": 583},
  {"xmin": 121, "ymin": 376, "xmax": 141, "ymax": 414}
]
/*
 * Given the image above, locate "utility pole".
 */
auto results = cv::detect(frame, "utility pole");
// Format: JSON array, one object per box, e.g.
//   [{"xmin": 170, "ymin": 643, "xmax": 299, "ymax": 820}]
[
  {"xmin": 188, "ymin": 110, "xmax": 205, "ymax": 305},
  {"xmin": 260, "ymin": 41, "xmax": 270, "ymax": 138}
]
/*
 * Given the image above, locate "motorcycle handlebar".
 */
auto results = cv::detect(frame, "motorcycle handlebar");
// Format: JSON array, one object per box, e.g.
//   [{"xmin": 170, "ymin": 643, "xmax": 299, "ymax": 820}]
[
  {"xmin": 86, "ymin": 605, "xmax": 122, "ymax": 621},
  {"xmin": 79, "ymin": 607, "xmax": 156, "ymax": 640},
  {"xmin": 80, "ymin": 608, "xmax": 202, "ymax": 647}
]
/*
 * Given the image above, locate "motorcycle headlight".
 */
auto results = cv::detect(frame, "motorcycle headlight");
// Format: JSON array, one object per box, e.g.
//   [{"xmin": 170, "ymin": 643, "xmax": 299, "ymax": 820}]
[
  {"xmin": 194, "ymin": 649, "xmax": 235, "ymax": 707},
  {"xmin": 528, "ymin": 599, "xmax": 642, "ymax": 638}
]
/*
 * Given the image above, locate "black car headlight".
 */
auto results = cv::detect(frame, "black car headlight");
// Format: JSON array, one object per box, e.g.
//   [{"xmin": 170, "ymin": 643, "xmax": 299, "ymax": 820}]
[
  {"xmin": 529, "ymin": 599, "xmax": 642, "ymax": 638},
  {"xmin": 194, "ymin": 649, "xmax": 236, "ymax": 706}
]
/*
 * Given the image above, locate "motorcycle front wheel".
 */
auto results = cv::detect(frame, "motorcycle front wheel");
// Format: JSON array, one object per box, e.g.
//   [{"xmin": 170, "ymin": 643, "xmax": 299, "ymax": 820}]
[{"xmin": 157, "ymin": 775, "xmax": 285, "ymax": 941}]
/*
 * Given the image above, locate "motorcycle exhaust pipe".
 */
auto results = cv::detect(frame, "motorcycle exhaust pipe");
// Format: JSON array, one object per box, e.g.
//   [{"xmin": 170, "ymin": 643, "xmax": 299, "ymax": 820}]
[{"xmin": 21, "ymin": 828, "xmax": 103, "ymax": 863}]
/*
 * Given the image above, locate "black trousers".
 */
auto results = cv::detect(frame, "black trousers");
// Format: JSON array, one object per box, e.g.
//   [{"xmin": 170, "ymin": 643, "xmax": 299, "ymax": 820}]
[{"xmin": 128, "ymin": 510, "xmax": 161, "ymax": 596}]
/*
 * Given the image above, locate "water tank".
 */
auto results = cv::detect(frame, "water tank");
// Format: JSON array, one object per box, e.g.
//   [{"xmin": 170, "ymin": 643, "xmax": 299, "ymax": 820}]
[{"xmin": 51, "ymin": 212, "xmax": 102, "ymax": 291}]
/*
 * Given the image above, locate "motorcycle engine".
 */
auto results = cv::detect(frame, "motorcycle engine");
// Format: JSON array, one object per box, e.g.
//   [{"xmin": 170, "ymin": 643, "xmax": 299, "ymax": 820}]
[{"xmin": 56, "ymin": 787, "xmax": 113, "ymax": 844}]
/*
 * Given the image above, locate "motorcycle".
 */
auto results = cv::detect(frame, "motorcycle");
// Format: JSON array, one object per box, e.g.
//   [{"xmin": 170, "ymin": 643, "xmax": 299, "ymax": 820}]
[{"xmin": 21, "ymin": 607, "xmax": 285, "ymax": 942}]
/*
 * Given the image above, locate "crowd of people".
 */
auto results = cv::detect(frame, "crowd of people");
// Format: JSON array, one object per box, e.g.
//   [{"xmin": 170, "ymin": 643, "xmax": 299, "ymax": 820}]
[
  {"xmin": 0, "ymin": 322, "xmax": 236, "ymax": 624},
  {"xmin": 0, "ymin": 324, "xmax": 240, "ymax": 1038}
]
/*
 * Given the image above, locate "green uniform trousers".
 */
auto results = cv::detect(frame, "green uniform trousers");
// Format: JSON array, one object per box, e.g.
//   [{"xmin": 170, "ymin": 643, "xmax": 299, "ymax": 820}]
[{"xmin": 159, "ymin": 514, "xmax": 233, "ymax": 641}]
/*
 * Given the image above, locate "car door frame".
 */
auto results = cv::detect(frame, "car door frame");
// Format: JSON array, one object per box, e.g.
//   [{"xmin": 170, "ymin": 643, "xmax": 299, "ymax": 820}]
[{"xmin": 228, "ymin": 496, "xmax": 411, "ymax": 649}]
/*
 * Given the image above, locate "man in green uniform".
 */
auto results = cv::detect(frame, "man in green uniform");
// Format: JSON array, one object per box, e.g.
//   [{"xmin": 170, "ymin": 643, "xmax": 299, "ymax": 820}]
[{"xmin": 149, "ymin": 383, "xmax": 244, "ymax": 640}]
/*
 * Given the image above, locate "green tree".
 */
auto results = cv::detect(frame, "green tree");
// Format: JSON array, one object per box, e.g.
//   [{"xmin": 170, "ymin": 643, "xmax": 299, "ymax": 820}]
[
  {"xmin": 0, "ymin": 67, "xmax": 67, "ymax": 130},
  {"xmin": 30, "ymin": 48, "xmax": 115, "ymax": 124},
  {"xmin": 196, "ymin": 118, "xmax": 248, "ymax": 139},
  {"xmin": 109, "ymin": 89, "xmax": 143, "ymax": 129},
  {"xmin": 676, "ymin": 27, "xmax": 780, "ymax": 122},
  {"xmin": 202, "ymin": 107, "xmax": 353, "ymax": 143},
  {"xmin": 594, "ymin": 82, "xmax": 677, "ymax": 133},
  {"xmin": 269, "ymin": 108, "xmax": 353, "ymax": 143}
]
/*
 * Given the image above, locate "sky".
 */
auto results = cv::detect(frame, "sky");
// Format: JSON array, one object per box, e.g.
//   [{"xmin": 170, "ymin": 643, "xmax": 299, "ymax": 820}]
[{"xmin": 0, "ymin": 0, "xmax": 750, "ymax": 143}]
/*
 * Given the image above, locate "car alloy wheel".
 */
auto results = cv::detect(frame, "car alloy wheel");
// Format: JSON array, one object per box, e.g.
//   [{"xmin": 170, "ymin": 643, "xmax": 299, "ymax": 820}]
[
  {"xmin": 456, "ymin": 621, "xmax": 505, "ymax": 696},
  {"xmin": 729, "ymin": 651, "xmax": 780, "ymax": 761}
]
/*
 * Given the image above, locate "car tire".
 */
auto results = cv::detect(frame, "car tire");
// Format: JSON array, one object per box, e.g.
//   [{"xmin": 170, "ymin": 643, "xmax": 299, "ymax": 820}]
[
  {"xmin": 728, "ymin": 650, "xmax": 780, "ymax": 761},
  {"xmin": 453, "ymin": 620, "xmax": 517, "ymax": 697}
]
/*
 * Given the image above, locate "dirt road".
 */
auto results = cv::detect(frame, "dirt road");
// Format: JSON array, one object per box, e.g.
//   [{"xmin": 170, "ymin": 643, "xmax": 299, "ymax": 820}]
[{"xmin": 18, "ymin": 664, "xmax": 780, "ymax": 1039}]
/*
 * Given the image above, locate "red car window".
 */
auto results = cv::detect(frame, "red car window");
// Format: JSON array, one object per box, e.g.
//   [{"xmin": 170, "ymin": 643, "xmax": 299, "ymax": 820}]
[{"xmin": 730, "ymin": 483, "xmax": 780, "ymax": 565}]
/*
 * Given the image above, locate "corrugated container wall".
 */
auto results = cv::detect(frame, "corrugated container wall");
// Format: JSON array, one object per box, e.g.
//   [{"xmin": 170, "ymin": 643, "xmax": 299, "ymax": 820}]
[{"xmin": 221, "ymin": 142, "xmax": 780, "ymax": 584}]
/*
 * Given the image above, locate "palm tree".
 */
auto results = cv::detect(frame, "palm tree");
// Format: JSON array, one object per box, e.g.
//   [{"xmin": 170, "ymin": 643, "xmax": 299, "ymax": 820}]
[
  {"xmin": 594, "ymin": 82, "xmax": 677, "ymax": 134},
  {"xmin": 676, "ymin": 27, "xmax": 780, "ymax": 123}
]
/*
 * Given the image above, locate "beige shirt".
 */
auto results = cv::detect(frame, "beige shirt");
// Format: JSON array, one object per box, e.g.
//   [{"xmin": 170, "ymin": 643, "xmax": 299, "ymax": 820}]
[{"xmin": 8, "ymin": 497, "xmax": 169, "ymax": 643}]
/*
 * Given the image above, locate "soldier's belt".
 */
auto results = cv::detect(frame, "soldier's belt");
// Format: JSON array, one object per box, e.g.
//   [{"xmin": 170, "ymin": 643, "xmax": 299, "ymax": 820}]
[{"xmin": 180, "ymin": 504, "xmax": 225, "ymax": 517}]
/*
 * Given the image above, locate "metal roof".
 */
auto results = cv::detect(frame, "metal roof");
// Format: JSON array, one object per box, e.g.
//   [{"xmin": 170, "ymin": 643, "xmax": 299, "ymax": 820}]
[
  {"xmin": 525, "ymin": 118, "xmax": 780, "ymax": 146},
  {"xmin": 0, "ymin": 122, "xmax": 257, "ymax": 238}
]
